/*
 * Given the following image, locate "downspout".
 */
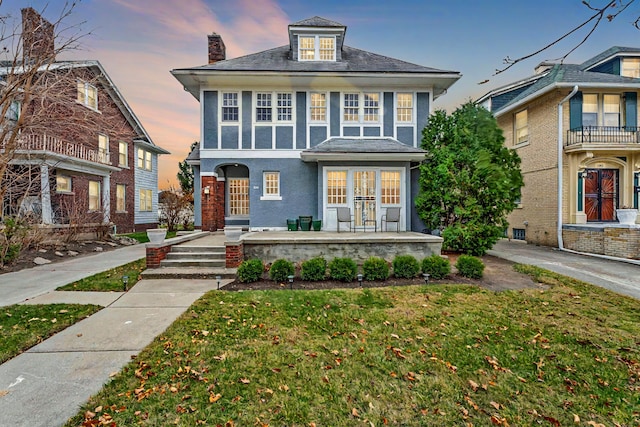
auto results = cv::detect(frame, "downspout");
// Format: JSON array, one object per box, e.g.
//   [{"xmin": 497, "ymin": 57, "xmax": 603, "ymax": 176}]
[{"xmin": 557, "ymin": 85, "xmax": 579, "ymax": 250}]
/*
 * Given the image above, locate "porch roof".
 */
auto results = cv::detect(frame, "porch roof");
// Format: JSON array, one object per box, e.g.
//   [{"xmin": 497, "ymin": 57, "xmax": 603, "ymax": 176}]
[{"xmin": 300, "ymin": 137, "xmax": 426, "ymax": 162}]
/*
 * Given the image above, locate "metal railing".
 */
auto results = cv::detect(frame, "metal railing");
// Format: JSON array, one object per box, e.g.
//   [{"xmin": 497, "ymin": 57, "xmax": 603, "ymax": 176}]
[
  {"xmin": 567, "ymin": 126, "xmax": 639, "ymax": 146},
  {"xmin": 2, "ymin": 133, "xmax": 112, "ymax": 165}
]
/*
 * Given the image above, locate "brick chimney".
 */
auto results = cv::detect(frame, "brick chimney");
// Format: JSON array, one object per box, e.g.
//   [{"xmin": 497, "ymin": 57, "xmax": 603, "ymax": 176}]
[
  {"xmin": 21, "ymin": 7, "xmax": 55, "ymax": 63},
  {"xmin": 208, "ymin": 33, "xmax": 226, "ymax": 64}
]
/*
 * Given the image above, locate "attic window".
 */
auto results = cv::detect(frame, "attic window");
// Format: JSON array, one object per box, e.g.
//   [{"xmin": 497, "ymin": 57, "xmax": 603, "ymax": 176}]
[
  {"xmin": 622, "ymin": 58, "xmax": 640, "ymax": 78},
  {"xmin": 298, "ymin": 36, "xmax": 335, "ymax": 61},
  {"xmin": 77, "ymin": 81, "xmax": 98, "ymax": 110}
]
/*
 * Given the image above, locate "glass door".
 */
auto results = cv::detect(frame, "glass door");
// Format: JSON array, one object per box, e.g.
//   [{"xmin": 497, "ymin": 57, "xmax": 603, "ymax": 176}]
[{"xmin": 353, "ymin": 170, "xmax": 376, "ymax": 229}]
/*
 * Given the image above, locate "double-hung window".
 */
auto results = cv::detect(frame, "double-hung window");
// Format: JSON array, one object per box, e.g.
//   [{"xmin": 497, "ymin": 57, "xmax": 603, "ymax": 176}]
[
  {"xmin": 261, "ymin": 172, "xmax": 281, "ymax": 200},
  {"xmin": 137, "ymin": 148, "xmax": 152, "ymax": 171},
  {"xmin": 77, "ymin": 81, "xmax": 98, "ymax": 110},
  {"xmin": 116, "ymin": 184, "xmax": 126, "ymax": 211},
  {"xmin": 98, "ymin": 134, "xmax": 109, "ymax": 163},
  {"xmin": 583, "ymin": 94, "xmax": 621, "ymax": 127},
  {"xmin": 603, "ymin": 94, "xmax": 620, "ymax": 127},
  {"xmin": 139, "ymin": 189, "xmax": 153, "ymax": 211},
  {"xmin": 118, "ymin": 141, "xmax": 128, "ymax": 167},
  {"xmin": 396, "ymin": 93, "xmax": 413, "ymax": 123},
  {"xmin": 88, "ymin": 180, "xmax": 101, "ymax": 211},
  {"xmin": 310, "ymin": 93, "xmax": 327, "ymax": 122},
  {"xmin": 56, "ymin": 175, "xmax": 72, "ymax": 193},
  {"xmin": 327, "ymin": 171, "xmax": 347, "ymax": 205},
  {"xmin": 514, "ymin": 109, "xmax": 528, "ymax": 145},
  {"xmin": 343, "ymin": 92, "xmax": 380, "ymax": 123},
  {"xmin": 222, "ymin": 92, "xmax": 239, "ymax": 121},
  {"xmin": 582, "ymin": 94, "xmax": 598, "ymax": 127},
  {"xmin": 622, "ymin": 58, "xmax": 640, "ymax": 78},
  {"xmin": 298, "ymin": 36, "xmax": 335, "ymax": 61},
  {"xmin": 255, "ymin": 92, "xmax": 293, "ymax": 122}
]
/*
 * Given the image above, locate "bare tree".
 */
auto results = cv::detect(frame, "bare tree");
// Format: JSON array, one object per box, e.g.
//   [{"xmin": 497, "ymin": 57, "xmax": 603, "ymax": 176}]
[{"xmin": 494, "ymin": 1, "xmax": 637, "ymax": 77}]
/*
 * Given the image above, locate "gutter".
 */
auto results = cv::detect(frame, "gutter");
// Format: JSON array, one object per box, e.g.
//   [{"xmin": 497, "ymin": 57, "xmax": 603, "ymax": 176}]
[{"xmin": 555, "ymin": 85, "xmax": 640, "ymax": 266}]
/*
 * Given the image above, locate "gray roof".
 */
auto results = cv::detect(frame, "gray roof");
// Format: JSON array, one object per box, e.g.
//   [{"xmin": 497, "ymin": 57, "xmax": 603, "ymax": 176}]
[
  {"xmin": 186, "ymin": 142, "xmax": 200, "ymax": 162},
  {"xmin": 579, "ymin": 46, "xmax": 640, "ymax": 70},
  {"xmin": 290, "ymin": 16, "xmax": 345, "ymax": 28},
  {"xmin": 304, "ymin": 137, "xmax": 426, "ymax": 153},
  {"xmin": 179, "ymin": 45, "xmax": 456, "ymax": 75}
]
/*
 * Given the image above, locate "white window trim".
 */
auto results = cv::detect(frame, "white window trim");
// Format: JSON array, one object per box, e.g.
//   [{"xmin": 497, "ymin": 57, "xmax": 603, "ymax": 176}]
[
  {"xmin": 221, "ymin": 91, "xmax": 240, "ymax": 123},
  {"xmin": 342, "ymin": 92, "xmax": 382, "ymax": 125},
  {"xmin": 139, "ymin": 188, "xmax": 153, "ymax": 212},
  {"xmin": 395, "ymin": 92, "xmax": 415, "ymax": 124},
  {"xmin": 514, "ymin": 109, "xmax": 529, "ymax": 147},
  {"xmin": 298, "ymin": 35, "xmax": 336, "ymax": 62},
  {"xmin": 88, "ymin": 180, "xmax": 101, "ymax": 211},
  {"xmin": 253, "ymin": 91, "xmax": 294, "ymax": 124},
  {"xmin": 260, "ymin": 171, "xmax": 282, "ymax": 201},
  {"xmin": 582, "ymin": 93, "xmax": 622, "ymax": 127},
  {"xmin": 56, "ymin": 175, "xmax": 72, "ymax": 193},
  {"xmin": 118, "ymin": 141, "xmax": 128, "ymax": 167},
  {"xmin": 116, "ymin": 184, "xmax": 127, "ymax": 212},
  {"xmin": 309, "ymin": 91, "xmax": 328, "ymax": 123},
  {"xmin": 77, "ymin": 80, "xmax": 99, "ymax": 111}
]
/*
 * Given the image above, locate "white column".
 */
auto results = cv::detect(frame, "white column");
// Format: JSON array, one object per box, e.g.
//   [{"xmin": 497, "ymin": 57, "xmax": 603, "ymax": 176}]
[
  {"xmin": 102, "ymin": 175, "xmax": 110, "ymax": 224},
  {"xmin": 40, "ymin": 164, "xmax": 52, "ymax": 224}
]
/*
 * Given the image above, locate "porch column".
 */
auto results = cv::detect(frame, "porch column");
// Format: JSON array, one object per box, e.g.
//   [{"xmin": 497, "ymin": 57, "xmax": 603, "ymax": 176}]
[
  {"xmin": 102, "ymin": 175, "xmax": 110, "ymax": 224},
  {"xmin": 40, "ymin": 164, "xmax": 52, "ymax": 224}
]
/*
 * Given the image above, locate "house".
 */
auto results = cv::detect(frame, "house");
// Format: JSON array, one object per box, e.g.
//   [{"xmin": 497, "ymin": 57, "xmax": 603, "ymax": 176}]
[
  {"xmin": 478, "ymin": 47, "xmax": 640, "ymax": 258},
  {"xmin": 0, "ymin": 8, "xmax": 169, "ymax": 234},
  {"xmin": 171, "ymin": 16, "xmax": 460, "ymax": 232}
]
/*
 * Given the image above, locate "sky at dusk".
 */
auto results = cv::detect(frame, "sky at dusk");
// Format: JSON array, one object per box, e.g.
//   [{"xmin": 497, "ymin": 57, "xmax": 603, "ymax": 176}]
[{"xmin": 3, "ymin": 0, "xmax": 640, "ymax": 188}]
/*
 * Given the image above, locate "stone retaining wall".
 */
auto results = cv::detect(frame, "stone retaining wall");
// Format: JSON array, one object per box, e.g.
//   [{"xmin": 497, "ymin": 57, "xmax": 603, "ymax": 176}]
[{"xmin": 562, "ymin": 225, "xmax": 639, "ymax": 260}]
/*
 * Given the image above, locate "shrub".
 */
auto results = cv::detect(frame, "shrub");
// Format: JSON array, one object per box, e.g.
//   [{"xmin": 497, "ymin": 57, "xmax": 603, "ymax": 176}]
[
  {"xmin": 301, "ymin": 257, "xmax": 327, "ymax": 281},
  {"xmin": 362, "ymin": 257, "xmax": 390, "ymax": 281},
  {"xmin": 455, "ymin": 255, "xmax": 485, "ymax": 279},
  {"xmin": 442, "ymin": 223, "xmax": 503, "ymax": 256},
  {"xmin": 392, "ymin": 255, "xmax": 420, "ymax": 278},
  {"xmin": 269, "ymin": 258, "xmax": 295, "ymax": 282},
  {"xmin": 328, "ymin": 257, "xmax": 357, "ymax": 282},
  {"xmin": 237, "ymin": 259, "xmax": 263, "ymax": 283},
  {"xmin": 421, "ymin": 254, "xmax": 451, "ymax": 280}
]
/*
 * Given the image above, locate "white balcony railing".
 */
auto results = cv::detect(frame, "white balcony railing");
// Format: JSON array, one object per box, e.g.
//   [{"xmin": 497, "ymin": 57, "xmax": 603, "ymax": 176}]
[{"xmin": 2, "ymin": 133, "xmax": 112, "ymax": 165}]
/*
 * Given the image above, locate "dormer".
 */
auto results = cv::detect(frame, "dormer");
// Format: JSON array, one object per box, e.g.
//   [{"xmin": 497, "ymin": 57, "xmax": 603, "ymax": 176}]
[{"xmin": 288, "ymin": 16, "xmax": 346, "ymax": 62}]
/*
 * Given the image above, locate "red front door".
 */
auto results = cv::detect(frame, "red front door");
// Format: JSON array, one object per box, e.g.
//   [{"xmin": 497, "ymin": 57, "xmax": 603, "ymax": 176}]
[{"xmin": 584, "ymin": 169, "xmax": 618, "ymax": 222}]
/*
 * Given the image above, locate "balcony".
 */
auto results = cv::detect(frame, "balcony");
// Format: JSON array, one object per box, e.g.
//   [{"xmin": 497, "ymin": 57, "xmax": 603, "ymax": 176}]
[
  {"xmin": 2, "ymin": 133, "xmax": 112, "ymax": 165},
  {"xmin": 566, "ymin": 126, "xmax": 639, "ymax": 148}
]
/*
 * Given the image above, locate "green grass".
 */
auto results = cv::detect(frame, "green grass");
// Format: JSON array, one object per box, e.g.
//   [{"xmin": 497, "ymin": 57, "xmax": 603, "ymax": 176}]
[
  {"xmin": 122, "ymin": 230, "xmax": 178, "ymax": 243},
  {"xmin": 56, "ymin": 259, "xmax": 146, "ymax": 292},
  {"xmin": 66, "ymin": 265, "xmax": 640, "ymax": 426},
  {"xmin": 0, "ymin": 304, "xmax": 101, "ymax": 364}
]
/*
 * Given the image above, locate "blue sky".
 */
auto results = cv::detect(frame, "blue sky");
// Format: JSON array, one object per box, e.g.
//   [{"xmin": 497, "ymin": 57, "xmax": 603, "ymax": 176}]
[{"xmin": 4, "ymin": 0, "xmax": 640, "ymax": 187}]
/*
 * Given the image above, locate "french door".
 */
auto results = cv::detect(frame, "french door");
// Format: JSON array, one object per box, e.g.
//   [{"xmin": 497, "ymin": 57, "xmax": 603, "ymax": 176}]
[
  {"xmin": 353, "ymin": 170, "xmax": 376, "ymax": 228},
  {"xmin": 585, "ymin": 169, "xmax": 618, "ymax": 222}
]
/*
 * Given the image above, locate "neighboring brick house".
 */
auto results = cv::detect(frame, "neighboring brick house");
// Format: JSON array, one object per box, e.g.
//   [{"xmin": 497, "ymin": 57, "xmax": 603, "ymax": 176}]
[
  {"xmin": 478, "ymin": 47, "xmax": 640, "ymax": 250},
  {"xmin": 172, "ymin": 16, "xmax": 460, "ymax": 232},
  {"xmin": 1, "ymin": 8, "xmax": 169, "ymax": 233}
]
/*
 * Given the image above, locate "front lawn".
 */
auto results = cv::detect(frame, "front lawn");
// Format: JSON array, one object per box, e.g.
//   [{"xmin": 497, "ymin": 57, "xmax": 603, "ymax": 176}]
[
  {"xmin": 56, "ymin": 259, "xmax": 146, "ymax": 292},
  {"xmin": 68, "ymin": 265, "xmax": 640, "ymax": 426},
  {"xmin": 121, "ymin": 230, "xmax": 177, "ymax": 244},
  {"xmin": 0, "ymin": 304, "xmax": 101, "ymax": 364}
]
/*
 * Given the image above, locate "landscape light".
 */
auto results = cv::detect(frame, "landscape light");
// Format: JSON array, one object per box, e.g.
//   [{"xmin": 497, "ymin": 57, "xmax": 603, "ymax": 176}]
[
  {"xmin": 216, "ymin": 275, "xmax": 222, "ymax": 290},
  {"xmin": 288, "ymin": 275, "xmax": 294, "ymax": 290},
  {"xmin": 122, "ymin": 275, "xmax": 129, "ymax": 291},
  {"xmin": 422, "ymin": 273, "xmax": 430, "ymax": 285}
]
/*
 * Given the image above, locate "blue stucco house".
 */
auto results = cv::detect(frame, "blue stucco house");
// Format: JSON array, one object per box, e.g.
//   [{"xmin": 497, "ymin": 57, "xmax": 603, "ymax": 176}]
[{"xmin": 171, "ymin": 16, "xmax": 460, "ymax": 232}]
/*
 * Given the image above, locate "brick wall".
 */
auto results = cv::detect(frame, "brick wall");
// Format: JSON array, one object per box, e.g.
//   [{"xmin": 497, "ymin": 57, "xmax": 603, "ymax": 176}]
[
  {"xmin": 146, "ymin": 244, "xmax": 172, "ymax": 268},
  {"xmin": 563, "ymin": 226, "xmax": 639, "ymax": 259},
  {"xmin": 202, "ymin": 176, "xmax": 225, "ymax": 231},
  {"xmin": 226, "ymin": 242, "xmax": 244, "ymax": 268}
]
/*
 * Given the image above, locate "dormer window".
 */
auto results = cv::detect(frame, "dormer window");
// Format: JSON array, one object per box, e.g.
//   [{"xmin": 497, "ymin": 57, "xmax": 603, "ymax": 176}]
[
  {"xmin": 622, "ymin": 58, "xmax": 640, "ymax": 78},
  {"xmin": 298, "ymin": 35, "xmax": 335, "ymax": 61}
]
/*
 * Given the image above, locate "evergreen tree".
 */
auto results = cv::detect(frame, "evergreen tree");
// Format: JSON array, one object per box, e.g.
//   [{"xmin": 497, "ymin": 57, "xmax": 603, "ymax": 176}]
[
  {"xmin": 177, "ymin": 141, "xmax": 197, "ymax": 195},
  {"xmin": 416, "ymin": 102, "xmax": 523, "ymax": 256}
]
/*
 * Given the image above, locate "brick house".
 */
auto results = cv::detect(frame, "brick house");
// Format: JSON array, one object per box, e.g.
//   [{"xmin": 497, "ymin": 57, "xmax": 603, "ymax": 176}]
[
  {"xmin": 478, "ymin": 47, "xmax": 640, "ymax": 259},
  {"xmin": 172, "ymin": 16, "xmax": 460, "ymax": 232},
  {"xmin": 1, "ymin": 8, "xmax": 169, "ymax": 234}
]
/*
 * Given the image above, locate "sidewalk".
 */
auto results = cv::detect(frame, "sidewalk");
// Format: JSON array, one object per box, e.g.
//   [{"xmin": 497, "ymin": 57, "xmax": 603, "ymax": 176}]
[
  {"xmin": 489, "ymin": 240, "xmax": 640, "ymax": 300},
  {"xmin": 0, "ymin": 244, "xmax": 146, "ymax": 307}
]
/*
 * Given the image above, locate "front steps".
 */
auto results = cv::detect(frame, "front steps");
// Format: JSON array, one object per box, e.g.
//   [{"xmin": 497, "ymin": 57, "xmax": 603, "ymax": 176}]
[{"xmin": 142, "ymin": 244, "xmax": 237, "ymax": 280}]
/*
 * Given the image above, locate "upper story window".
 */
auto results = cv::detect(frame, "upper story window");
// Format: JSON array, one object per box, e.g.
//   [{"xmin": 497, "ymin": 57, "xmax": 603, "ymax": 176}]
[
  {"xmin": 622, "ymin": 58, "xmax": 640, "ymax": 78},
  {"xmin": 137, "ymin": 148, "xmax": 152, "ymax": 171},
  {"xmin": 310, "ymin": 92, "xmax": 327, "ymax": 122},
  {"xmin": 255, "ymin": 92, "xmax": 293, "ymax": 122},
  {"xmin": 298, "ymin": 35, "xmax": 335, "ymax": 61},
  {"xmin": 343, "ymin": 92, "xmax": 380, "ymax": 123},
  {"xmin": 222, "ymin": 92, "xmax": 239, "ymax": 122},
  {"xmin": 118, "ymin": 141, "xmax": 128, "ymax": 167},
  {"xmin": 396, "ymin": 93, "xmax": 413, "ymax": 123},
  {"xmin": 5, "ymin": 100, "xmax": 20, "ymax": 121},
  {"xmin": 77, "ymin": 80, "xmax": 98, "ymax": 110},
  {"xmin": 514, "ymin": 109, "xmax": 528, "ymax": 145},
  {"xmin": 583, "ymin": 94, "xmax": 621, "ymax": 127},
  {"xmin": 98, "ymin": 134, "xmax": 109, "ymax": 163}
]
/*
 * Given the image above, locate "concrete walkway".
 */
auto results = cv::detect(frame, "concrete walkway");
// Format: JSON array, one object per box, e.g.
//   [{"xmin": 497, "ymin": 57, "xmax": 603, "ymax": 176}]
[
  {"xmin": 0, "ymin": 243, "xmax": 146, "ymax": 307},
  {"xmin": 489, "ymin": 240, "xmax": 640, "ymax": 300},
  {"xmin": 0, "ymin": 278, "xmax": 231, "ymax": 427}
]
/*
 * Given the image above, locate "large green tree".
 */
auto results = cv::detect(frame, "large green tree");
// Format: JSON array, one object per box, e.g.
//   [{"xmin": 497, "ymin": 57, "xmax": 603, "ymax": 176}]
[
  {"xmin": 177, "ymin": 141, "xmax": 197, "ymax": 195},
  {"xmin": 416, "ymin": 102, "xmax": 523, "ymax": 256}
]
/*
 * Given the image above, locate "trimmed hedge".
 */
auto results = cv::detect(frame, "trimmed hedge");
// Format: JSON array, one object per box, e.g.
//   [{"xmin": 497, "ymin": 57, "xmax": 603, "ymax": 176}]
[
  {"xmin": 392, "ymin": 255, "xmax": 420, "ymax": 278},
  {"xmin": 237, "ymin": 259, "xmax": 263, "ymax": 283},
  {"xmin": 301, "ymin": 257, "xmax": 327, "ymax": 281},
  {"xmin": 363, "ymin": 256, "xmax": 390, "ymax": 281},
  {"xmin": 456, "ymin": 255, "xmax": 485, "ymax": 279},
  {"xmin": 421, "ymin": 254, "xmax": 451, "ymax": 280},
  {"xmin": 328, "ymin": 257, "xmax": 357, "ymax": 282},
  {"xmin": 269, "ymin": 259, "xmax": 295, "ymax": 282}
]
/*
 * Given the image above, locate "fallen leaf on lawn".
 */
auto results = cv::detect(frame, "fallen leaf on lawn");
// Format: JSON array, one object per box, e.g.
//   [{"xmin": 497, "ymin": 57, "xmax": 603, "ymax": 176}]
[
  {"xmin": 84, "ymin": 410, "xmax": 96, "ymax": 419},
  {"xmin": 468, "ymin": 380, "xmax": 479, "ymax": 391},
  {"xmin": 271, "ymin": 368, "xmax": 281, "ymax": 373},
  {"xmin": 209, "ymin": 393, "xmax": 222, "ymax": 403},
  {"xmin": 94, "ymin": 406, "xmax": 102, "ymax": 413},
  {"xmin": 573, "ymin": 414, "xmax": 580, "ymax": 423},
  {"xmin": 490, "ymin": 401, "xmax": 501, "ymax": 410},
  {"xmin": 51, "ymin": 318, "xmax": 57, "ymax": 323},
  {"xmin": 390, "ymin": 333, "xmax": 400, "ymax": 339},
  {"xmin": 170, "ymin": 386, "xmax": 178, "ymax": 393},
  {"xmin": 587, "ymin": 422, "xmax": 605, "ymax": 427},
  {"xmin": 109, "ymin": 371, "xmax": 118, "ymax": 377},
  {"xmin": 351, "ymin": 407, "xmax": 359, "ymax": 418},
  {"xmin": 201, "ymin": 330, "xmax": 210, "ymax": 336},
  {"xmin": 239, "ymin": 378, "xmax": 250, "ymax": 384}
]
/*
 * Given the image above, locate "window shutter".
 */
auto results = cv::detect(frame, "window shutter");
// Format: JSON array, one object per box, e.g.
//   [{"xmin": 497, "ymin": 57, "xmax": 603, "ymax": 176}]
[
  {"xmin": 625, "ymin": 92, "xmax": 637, "ymax": 128},
  {"xmin": 569, "ymin": 91, "xmax": 582, "ymax": 130}
]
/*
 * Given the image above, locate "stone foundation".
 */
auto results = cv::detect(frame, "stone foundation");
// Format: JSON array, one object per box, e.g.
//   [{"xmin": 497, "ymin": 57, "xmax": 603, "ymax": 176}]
[{"xmin": 563, "ymin": 225, "xmax": 639, "ymax": 260}]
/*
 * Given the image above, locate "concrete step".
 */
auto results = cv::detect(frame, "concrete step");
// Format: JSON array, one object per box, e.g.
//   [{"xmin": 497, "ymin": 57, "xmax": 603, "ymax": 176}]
[
  {"xmin": 171, "ymin": 246, "xmax": 225, "ymax": 254},
  {"xmin": 160, "ymin": 259, "xmax": 226, "ymax": 268},
  {"xmin": 164, "ymin": 252, "xmax": 225, "ymax": 260},
  {"xmin": 141, "ymin": 267, "xmax": 237, "ymax": 280}
]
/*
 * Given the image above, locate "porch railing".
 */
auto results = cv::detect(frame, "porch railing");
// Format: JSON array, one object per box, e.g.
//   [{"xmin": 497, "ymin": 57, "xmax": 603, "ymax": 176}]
[
  {"xmin": 1, "ymin": 133, "xmax": 112, "ymax": 165},
  {"xmin": 566, "ymin": 126, "xmax": 639, "ymax": 146}
]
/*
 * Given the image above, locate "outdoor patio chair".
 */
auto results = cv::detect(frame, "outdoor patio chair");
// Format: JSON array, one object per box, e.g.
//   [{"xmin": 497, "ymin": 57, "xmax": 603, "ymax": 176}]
[
  {"xmin": 336, "ymin": 207, "xmax": 353, "ymax": 232},
  {"xmin": 382, "ymin": 207, "xmax": 401, "ymax": 232}
]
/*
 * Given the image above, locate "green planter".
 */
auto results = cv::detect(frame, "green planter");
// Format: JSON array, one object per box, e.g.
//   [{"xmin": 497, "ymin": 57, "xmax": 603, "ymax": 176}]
[
  {"xmin": 286, "ymin": 219, "xmax": 298, "ymax": 231},
  {"xmin": 312, "ymin": 220, "xmax": 322, "ymax": 231},
  {"xmin": 299, "ymin": 215, "xmax": 312, "ymax": 231}
]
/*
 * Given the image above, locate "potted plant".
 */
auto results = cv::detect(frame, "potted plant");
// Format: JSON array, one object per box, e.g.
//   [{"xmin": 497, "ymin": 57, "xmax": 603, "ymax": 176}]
[{"xmin": 616, "ymin": 206, "xmax": 638, "ymax": 225}]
